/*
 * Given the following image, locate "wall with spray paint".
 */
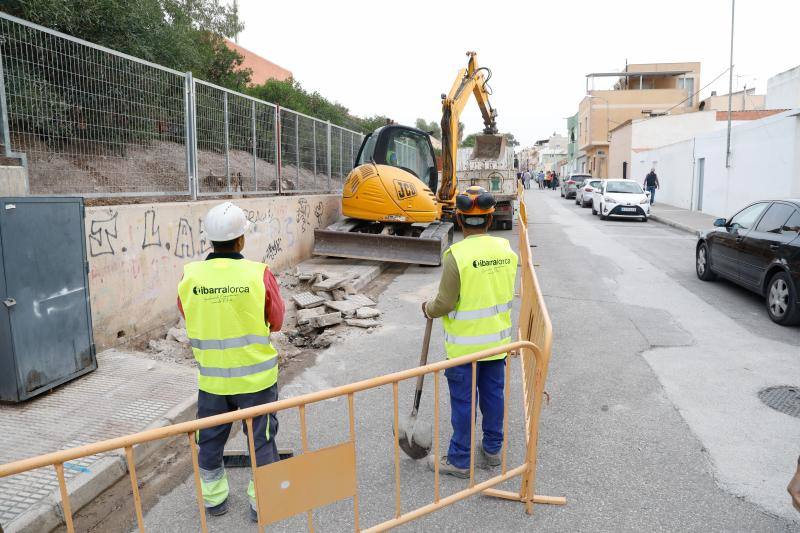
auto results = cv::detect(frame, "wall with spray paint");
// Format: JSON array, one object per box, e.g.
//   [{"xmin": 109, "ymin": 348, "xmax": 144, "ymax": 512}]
[{"xmin": 86, "ymin": 194, "xmax": 340, "ymax": 349}]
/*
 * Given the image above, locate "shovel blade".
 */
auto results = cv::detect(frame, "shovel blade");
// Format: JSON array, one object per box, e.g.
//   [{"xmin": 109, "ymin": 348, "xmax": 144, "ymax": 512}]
[{"xmin": 397, "ymin": 415, "xmax": 432, "ymax": 460}]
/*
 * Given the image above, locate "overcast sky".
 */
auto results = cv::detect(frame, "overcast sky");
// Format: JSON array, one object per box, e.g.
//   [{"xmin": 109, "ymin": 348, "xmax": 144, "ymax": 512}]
[{"xmin": 236, "ymin": 0, "xmax": 799, "ymax": 147}]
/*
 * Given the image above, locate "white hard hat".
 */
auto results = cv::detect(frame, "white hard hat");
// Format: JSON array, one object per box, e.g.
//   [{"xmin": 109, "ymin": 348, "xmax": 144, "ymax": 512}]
[{"xmin": 203, "ymin": 202, "xmax": 250, "ymax": 242}]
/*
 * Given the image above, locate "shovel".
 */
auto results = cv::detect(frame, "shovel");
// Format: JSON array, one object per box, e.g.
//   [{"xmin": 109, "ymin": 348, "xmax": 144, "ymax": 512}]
[{"xmin": 397, "ymin": 317, "xmax": 434, "ymax": 459}]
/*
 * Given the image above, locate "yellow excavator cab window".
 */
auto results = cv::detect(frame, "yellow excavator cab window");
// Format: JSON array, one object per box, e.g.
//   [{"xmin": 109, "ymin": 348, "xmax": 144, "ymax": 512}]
[{"xmin": 381, "ymin": 129, "xmax": 435, "ymax": 187}]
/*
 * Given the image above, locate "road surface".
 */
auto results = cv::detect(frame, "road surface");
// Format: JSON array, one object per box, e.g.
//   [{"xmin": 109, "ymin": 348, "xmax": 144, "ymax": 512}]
[{"xmin": 140, "ymin": 189, "xmax": 800, "ymax": 532}]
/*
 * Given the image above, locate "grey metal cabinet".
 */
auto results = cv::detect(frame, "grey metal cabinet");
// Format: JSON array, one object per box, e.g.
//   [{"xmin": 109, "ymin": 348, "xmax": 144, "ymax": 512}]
[{"xmin": 0, "ymin": 197, "xmax": 96, "ymax": 402}]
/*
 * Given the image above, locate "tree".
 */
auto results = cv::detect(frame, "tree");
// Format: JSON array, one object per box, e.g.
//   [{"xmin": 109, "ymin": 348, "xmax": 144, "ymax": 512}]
[
  {"xmin": 414, "ymin": 118, "xmax": 442, "ymax": 139},
  {"xmin": 3, "ymin": 0, "xmax": 249, "ymax": 90}
]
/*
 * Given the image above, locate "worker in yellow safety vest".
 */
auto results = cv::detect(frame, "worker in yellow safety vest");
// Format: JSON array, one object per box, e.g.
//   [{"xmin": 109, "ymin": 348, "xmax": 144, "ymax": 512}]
[
  {"xmin": 422, "ymin": 186, "xmax": 518, "ymax": 477},
  {"xmin": 177, "ymin": 202, "xmax": 285, "ymax": 522}
]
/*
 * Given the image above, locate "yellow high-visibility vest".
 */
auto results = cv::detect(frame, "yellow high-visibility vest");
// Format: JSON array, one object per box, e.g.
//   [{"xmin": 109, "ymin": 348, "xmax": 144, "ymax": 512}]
[
  {"xmin": 177, "ymin": 258, "xmax": 278, "ymax": 395},
  {"xmin": 442, "ymin": 235, "xmax": 518, "ymax": 360}
]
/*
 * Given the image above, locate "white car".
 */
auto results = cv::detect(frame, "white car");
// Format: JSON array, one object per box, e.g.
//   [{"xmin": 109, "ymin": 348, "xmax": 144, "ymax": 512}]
[
  {"xmin": 575, "ymin": 179, "xmax": 602, "ymax": 208},
  {"xmin": 592, "ymin": 179, "xmax": 651, "ymax": 221}
]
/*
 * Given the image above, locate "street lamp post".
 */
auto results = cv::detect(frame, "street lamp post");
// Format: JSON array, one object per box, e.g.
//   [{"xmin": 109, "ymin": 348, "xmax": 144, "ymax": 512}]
[{"xmin": 725, "ymin": 0, "xmax": 736, "ymax": 168}]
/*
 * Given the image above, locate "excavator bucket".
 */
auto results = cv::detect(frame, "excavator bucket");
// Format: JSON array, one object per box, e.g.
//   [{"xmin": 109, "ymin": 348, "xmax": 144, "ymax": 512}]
[
  {"xmin": 313, "ymin": 220, "xmax": 453, "ymax": 266},
  {"xmin": 471, "ymin": 134, "xmax": 507, "ymax": 160}
]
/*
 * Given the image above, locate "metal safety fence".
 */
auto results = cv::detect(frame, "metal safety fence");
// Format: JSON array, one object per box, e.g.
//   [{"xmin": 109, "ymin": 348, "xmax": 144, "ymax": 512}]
[
  {"xmin": 0, "ymin": 12, "xmax": 364, "ymax": 198},
  {"xmin": 0, "ymin": 191, "xmax": 563, "ymax": 531}
]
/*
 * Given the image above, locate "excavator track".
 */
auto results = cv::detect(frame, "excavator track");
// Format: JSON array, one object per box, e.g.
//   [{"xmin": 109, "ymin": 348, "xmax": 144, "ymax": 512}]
[{"xmin": 313, "ymin": 219, "xmax": 454, "ymax": 266}]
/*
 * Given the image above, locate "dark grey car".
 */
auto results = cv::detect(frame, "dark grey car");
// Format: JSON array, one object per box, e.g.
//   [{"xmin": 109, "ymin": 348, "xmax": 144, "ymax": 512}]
[{"xmin": 696, "ymin": 199, "xmax": 800, "ymax": 325}]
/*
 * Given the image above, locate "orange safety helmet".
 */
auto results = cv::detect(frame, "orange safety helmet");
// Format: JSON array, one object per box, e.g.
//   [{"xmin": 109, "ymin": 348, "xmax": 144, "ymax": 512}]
[{"xmin": 455, "ymin": 185, "xmax": 496, "ymax": 216}]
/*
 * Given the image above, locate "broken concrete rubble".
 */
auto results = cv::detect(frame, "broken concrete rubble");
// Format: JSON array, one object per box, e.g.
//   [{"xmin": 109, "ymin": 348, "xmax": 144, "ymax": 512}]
[
  {"xmin": 355, "ymin": 307, "xmax": 381, "ymax": 319},
  {"xmin": 310, "ymin": 312, "xmax": 343, "ymax": 328},
  {"xmin": 345, "ymin": 318, "xmax": 381, "ymax": 329},
  {"xmin": 293, "ymin": 291, "xmax": 326, "ymax": 309},
  {"xmin": 296, "ymin": 307, "xmax": 325, "ymax": 325}
]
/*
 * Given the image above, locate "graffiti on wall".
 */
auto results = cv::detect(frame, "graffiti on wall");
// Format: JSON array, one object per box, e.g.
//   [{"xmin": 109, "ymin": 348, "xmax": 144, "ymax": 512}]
[{"xmin": 85, "ymin": 196, "xmax": 340, "ymax": 348}]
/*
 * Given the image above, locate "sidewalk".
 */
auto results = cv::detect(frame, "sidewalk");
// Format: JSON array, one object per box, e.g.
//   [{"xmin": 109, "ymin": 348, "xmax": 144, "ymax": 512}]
[
  {"xmin": 649, "ymin": 203, "xmax": 718, "ymax": 234},
  {"xmin": 0, "ymin": 350, "xmax": 197, "ymax": 533}
]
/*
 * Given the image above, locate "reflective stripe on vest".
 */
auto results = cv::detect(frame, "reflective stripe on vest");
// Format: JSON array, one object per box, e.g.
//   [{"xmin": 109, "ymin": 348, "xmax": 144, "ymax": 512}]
[
  {"xmin": 177, "ymin": 258, "xmax": 278, "ymax": 395},
  {"xmin": 443, "ymin": 327, "xmax": 513, "ymax": 346},
  {"xmin": 442, "ymin": 235, "xmax": 518, "ymax": 361},
  {"xmin": 198, "ymin": 357, "xmax": 277, "ymax": 378},
  {"xmin": 447, "ymin": 300, "xmax": 513, "ymax": 321},
  {"xmin": 190, "ymin": 334, "xmax": 272, "ymax": 351}
]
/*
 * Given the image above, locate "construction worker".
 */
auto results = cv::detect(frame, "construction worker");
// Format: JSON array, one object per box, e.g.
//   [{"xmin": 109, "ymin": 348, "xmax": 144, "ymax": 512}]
[
  {"xmin": 422, "ymin": 186, "xmax": 518, "ymax": 477},
  {"xmin": 177, "ymin": 202, "xmax": 284, "ymax": 521}
]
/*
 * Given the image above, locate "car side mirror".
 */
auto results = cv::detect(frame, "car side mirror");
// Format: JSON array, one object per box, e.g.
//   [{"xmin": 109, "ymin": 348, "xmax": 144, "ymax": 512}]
[{"xmin": 713, "ymin": 218, "xmax": 726, "ymax": 227}]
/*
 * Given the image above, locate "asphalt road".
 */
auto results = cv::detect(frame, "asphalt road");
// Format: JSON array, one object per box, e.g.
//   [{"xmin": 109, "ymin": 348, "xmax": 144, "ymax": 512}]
[{"xmin": 139, "ymin": 189, "xmax": 800, "ymax": 532}]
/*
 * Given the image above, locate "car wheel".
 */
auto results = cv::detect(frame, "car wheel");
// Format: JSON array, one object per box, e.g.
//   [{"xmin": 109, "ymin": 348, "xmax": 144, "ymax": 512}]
[
  {"xmin": 696, "ymin": 242, "xmax": 717, "ymax": 281},
  {"xmin": 591, "ymin": 205, "xmax": 597, "ymax": 215},
  {"xmin": 641, "ymin": 216, "xmax": 648, "ymax": 222},
  {"xmin": 766, "ymin": 271, "xmax": 800, "ymax": 325}
]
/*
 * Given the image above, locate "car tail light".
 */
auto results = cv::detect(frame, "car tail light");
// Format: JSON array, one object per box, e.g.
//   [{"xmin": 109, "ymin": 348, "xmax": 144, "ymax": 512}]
[
  {"xmin": 585, "ymin": 187, "xmax": 592, "ymax": 192},
  {"xmin": 567, "ymin": 180, "xmax": 575, "ymax": 184}
]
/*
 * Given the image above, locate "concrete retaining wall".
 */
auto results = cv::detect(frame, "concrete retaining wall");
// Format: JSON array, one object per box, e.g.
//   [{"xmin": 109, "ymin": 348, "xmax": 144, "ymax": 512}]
[
  {"xmin": 0, "ymin": 165, "xmax": 28, "ymax": 195},
  {"xmin": 86, "ymin": 194, "xmax": 340, "ymax": 348}
]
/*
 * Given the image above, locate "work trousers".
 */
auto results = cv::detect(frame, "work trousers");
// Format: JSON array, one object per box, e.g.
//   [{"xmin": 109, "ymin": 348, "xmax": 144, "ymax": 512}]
[
  {"xmin": 445, "ymin": 358, "xmax": 506, "ymax": 469},
  {"xmin": 197, "ymin": 384, "xmax": 279, "ymax": 509}
]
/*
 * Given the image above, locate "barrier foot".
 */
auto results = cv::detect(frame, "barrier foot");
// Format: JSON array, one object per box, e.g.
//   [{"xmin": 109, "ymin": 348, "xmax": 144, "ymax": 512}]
[{"xmin": 482, "ymin": 488, "xmax": 566, "ymax": 505}]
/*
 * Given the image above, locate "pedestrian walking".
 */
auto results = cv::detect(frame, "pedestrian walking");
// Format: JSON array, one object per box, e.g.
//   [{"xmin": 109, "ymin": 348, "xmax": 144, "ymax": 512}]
[
  {"xmin": 522, "ymin": 169, "xmax": 532, "ymax": 190},
  {"xmin": 551, "ymin": 172, "xmax": 559, "ymax": 191},
  {"xmin": 538, "ymin": 170, "xmax": 545, "ymax": 189},
  {"xmin": 177, "ymin": 201, "xmax": 285, "ymax": 522},
  {"xmin": 644, "ymin": 168, "xmax": 659, "ymax": 204},
  {"xmin": 544, "ymin": 171, "xmax": 552, "ymax": 190},
  {"xmin": 422, "ymin": 186, "xmax": 518, "ymax": 478}
]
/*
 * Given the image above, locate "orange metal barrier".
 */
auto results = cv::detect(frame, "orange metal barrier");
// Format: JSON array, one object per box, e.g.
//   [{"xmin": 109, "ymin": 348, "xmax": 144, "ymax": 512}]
[{"xmin": 0, "ymin": 189, "xmax": 562, "ymax": 531}]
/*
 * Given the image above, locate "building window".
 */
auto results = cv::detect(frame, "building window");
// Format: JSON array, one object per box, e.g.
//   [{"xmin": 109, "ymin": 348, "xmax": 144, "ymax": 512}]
[{"xmin": 678, "ymin": 77, "xmax": 695, "ymax": 107}]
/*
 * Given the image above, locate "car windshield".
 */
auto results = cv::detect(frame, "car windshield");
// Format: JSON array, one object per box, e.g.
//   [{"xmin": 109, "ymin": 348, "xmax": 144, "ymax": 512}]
[
  {"xmin": 589, "ymin": 180, "xmax": 601, "ymax": 188},
  {"xmin": 606, "ymin": 181, "xmax": 643, "ymax": 194}
]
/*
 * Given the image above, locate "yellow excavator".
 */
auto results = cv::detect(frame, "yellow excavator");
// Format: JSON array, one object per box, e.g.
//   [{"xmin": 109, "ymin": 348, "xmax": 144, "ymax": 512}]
[{"xmin": 313, "ymin": 52, "xmax": 501, "ymax": 265}]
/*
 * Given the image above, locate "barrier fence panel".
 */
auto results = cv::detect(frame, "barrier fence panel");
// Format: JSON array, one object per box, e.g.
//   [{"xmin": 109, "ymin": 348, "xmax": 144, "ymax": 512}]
[
  {"xmin": 194, "ymin": 80, "xmax": 280, "ymax": 197},
  {"xmin": 0, "ymin": 13, "xmax": 190, "ymax": 197}
]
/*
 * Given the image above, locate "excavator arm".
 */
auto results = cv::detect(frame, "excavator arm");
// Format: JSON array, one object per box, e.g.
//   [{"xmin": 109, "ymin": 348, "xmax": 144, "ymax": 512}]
[{"xmin": 439, "ymin": 51, "xmax": 498, "ymax": 205}]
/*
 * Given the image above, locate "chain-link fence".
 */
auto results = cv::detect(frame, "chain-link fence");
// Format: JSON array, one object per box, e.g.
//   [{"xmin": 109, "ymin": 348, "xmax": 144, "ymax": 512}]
[{"xmin": 0, "ymin": 12, "xmax": 364, "ymax": 198}]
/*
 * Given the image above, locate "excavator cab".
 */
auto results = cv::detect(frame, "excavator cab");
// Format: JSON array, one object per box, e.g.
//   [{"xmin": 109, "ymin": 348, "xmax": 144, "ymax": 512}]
[
  {"xmin": 341, "ymin": 125, "xmax": 441, "ymax": 224},
  {"xmin": 355, "ymin": 125, "xmax": 439, "ymax": 193}
]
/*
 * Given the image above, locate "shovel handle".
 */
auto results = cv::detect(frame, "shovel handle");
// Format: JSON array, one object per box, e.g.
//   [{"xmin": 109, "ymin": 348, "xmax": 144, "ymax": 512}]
[{"xmin": 411, "ymin": 318, "xmax": 433, "ymax": 416}]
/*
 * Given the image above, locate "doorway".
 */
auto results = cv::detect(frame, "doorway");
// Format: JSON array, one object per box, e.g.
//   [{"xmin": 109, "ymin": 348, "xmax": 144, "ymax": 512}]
[{"xmin": 696, "ymin": 157, "xmax": 705, "ymax": 211}]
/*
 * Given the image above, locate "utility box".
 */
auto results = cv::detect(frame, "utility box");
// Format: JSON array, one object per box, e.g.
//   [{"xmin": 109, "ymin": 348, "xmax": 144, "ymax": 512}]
[{"xmin": 0, "ymin": 197, "xmax": 96, "ymax": 402}]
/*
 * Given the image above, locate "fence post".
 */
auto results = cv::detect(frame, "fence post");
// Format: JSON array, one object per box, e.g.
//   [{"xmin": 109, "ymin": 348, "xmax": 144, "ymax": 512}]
[
  {"xmin": 184, "ymin": 72, "xmax": 198, "ymax": 200},
  {"xmin": 251, "ymin": 100, "xmax": 257, "ymax": 191},
  {"xmin": 275, "ymin": 105, "xmax": 281, "ymax": 194},
  {"xmin": 327, "ymin": 121, "xmax": 332, "ymax": 192},
  {"xmin": 0, "ymin": 44, "xmax": 11, "ymax": 157},
  {"xmin": 339, "ymin": 129, "xmax": 343, "ymax": 181},
  {"xmin": 223, "ymin": 91, "xmax": 230, "ymax": 192},
  {"xmin": 295, "ymin": 113, "xmax": 300, "ymax": 183},
  {"xmin": 312, "ymin": 120, "xmax": 317, "ymax": 182}
]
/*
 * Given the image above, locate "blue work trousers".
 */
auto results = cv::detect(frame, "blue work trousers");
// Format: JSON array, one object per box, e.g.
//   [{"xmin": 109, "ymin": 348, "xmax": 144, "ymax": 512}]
[
  {"xmin": 445, "ymin": 358, "xmax": 506, "ymax": 469},
  {"xmin": 197, "ymin": 385, "xmax": 280, "ymax": 472}
]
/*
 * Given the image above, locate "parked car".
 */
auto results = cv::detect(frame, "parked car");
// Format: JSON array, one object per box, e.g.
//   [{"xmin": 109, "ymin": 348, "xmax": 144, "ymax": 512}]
[
  {"xmin": 696, "ymin": 199, "xmax": 800, "ymax": 325},
  {"xmin": 591, "ymin": 179, "xmax": 650, "ymax": 221},
  {"xmin": 561, "ymin": 173, "xmax": 590, "ymax": 199},
  {"xmin": 576, "ymin": 178, "xmax": 602, "ymax": 208}
]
